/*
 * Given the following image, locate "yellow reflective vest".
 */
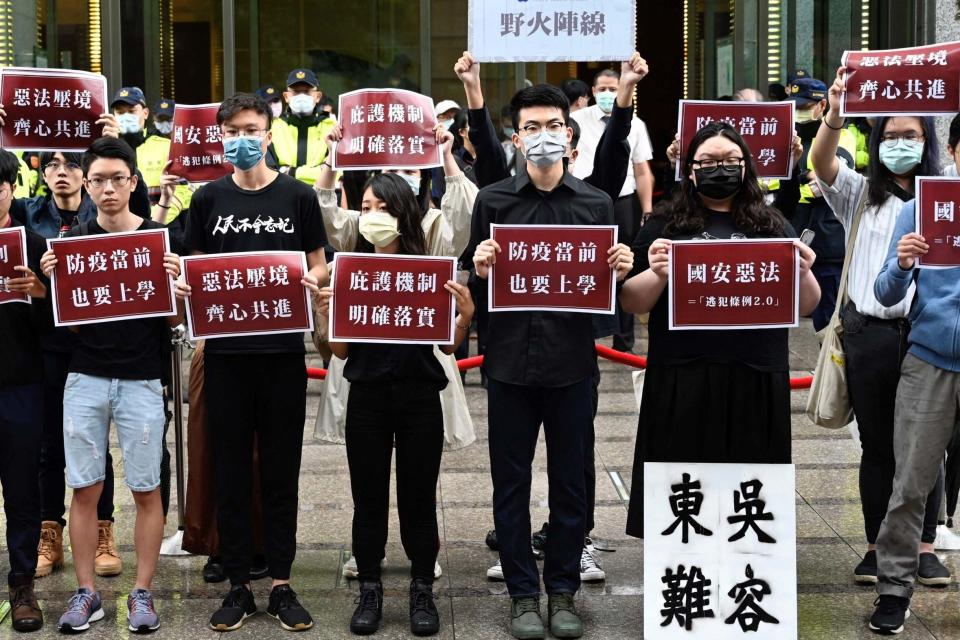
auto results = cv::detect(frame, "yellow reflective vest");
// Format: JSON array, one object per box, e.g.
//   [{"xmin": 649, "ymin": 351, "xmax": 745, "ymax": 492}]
[
  {"xmin": 270, "ymin": 112, "xmax": 336, "ymax": 187},
  {"xmin": 14, "ymin": 152, "xmax": 34, "ymax": 198},
  {"xmin": 799, "ymin": 127, "xmax": 857, "ymax": 203}
]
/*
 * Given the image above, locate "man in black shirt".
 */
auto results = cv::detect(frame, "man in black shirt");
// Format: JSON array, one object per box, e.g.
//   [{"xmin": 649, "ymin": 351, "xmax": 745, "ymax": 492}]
[
  {"xmin": 40, "ymin": 138, "xmax": 183, "ymax": 634},
  {"xmin": 0, "ymin": 149, "xmax": 50, "ymax": 632},
  {"xmin": 469, "ymin": 85, "xmax": 633, "ymax": 640},
  {"xmin": 180, "ymin": 93, "xmax": 328, "ymax": 633}
]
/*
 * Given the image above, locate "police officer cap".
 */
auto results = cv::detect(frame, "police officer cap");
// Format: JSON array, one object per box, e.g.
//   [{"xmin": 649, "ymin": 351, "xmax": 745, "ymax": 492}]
[
  {"xmin": 786, "ymin": 77, "xmax": 828, "ymax": 105},
  {"xmin": 285, "ymin": 69, "xmax": 318, "ymax": 89},
  {"xmin": 256, "ymin": 85, "xmax": 281, "ymax": 102},
  {"xmin": 154, "ymin": 99, "xmax": 176, "ymax": 117},
  {"xmin": 111, "ymin": 86, "xmax": 146, "ymax": 108}
]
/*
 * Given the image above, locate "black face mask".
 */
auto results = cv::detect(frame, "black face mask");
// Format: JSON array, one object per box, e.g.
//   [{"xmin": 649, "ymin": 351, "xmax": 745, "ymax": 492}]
[{"xmin": 693, "ymin": 165, "xmax": 743, "ymax": 200}]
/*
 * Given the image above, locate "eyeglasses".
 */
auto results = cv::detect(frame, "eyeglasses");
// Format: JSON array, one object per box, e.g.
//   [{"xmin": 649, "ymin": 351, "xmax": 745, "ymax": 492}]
[
  {"xmin": 86, "ymin": 176, "xmax": 132, "ymax": 189},
  {"xmin": 44, "ymin": 161, "xmax": 81, "ymax": 173},
  {"xmin": 691, "ymin": 157, "xmax": 744, "ymax": 173},
  {"xmin": 222, "ymin": 129, "xmax": 267, "ymax": 139},
  {"xmin": 881, "ymin": 133, "xmax": 924, "ymax": 147},
  {"xmin": 519, "ymin": 122, "xmax": 566, "ymax": 136}
]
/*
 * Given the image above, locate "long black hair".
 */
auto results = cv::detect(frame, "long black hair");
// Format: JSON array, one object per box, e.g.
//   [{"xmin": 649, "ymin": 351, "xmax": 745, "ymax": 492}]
[
  {"xmin": 361, "ymin": 172, "xmax": 428, "ymax": 256},
  {"xmin": 866, "ymin": 116, "xmax": 940, "ymax": 208},
  {"xmin": 658, "ymin": 122, "xmax": 785, "ymax": 237}
]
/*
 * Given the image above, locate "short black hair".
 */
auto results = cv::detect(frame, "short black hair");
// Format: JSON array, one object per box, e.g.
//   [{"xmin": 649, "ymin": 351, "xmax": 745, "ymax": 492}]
[
  {"xmin": 318, "ymin": 95, "xmax": 334, "ymax": 109},
  {"xmin": 569, "ymin": 118, "xmax": 581, "ymax": 150},
  {"xmin": 82, "ymin": 137, "xmax": 137, "ymax": 176},
  {"xmin": 509, "ymin": 84, "xmax": 570, "ymax": 131},
  {"xmin": 949, "ymin": 113, "xmax": 960, "ymax": 149},
  {"xmin": 561, "ymin": 78, "xmax": 590, "ymax": 105},
  {"xmin": 592, "ymin": 69, "xmax": 619, "ymax": 87},
  {"xmin": 0, "ymin": 149, "xmax": 19, "ymax": 187},
  {"xmin": 39, "ymin": 151, "xmax": 84, "ymax": 170},
  {"xmin": 217, "ymin": 92, "xmax": 272, "ymax": 129}
]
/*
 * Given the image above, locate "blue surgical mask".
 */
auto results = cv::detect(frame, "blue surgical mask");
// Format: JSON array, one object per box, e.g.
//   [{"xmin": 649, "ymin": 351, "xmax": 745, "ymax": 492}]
[
  {"xmin": 438, "ymin": 119, "xmax": 454, "ymax": 131},
  {"xmin": 397, "ymin": 172, "xmax": 420, "ymax": 196},
  {"xmin": 289, "ymin": 93, "xmax": 315, "ymax": 116},
  {"xmin": 879, "ymin": 139, "xmax": 924, "ymax": 176},
  {"xmin": 502, "ymin": 126, "xmax": 515, "ymax": 138},
  {"xmin": 154, "ymin": 120, "xmax": 173, "ymax": 135},
  {"xmin": 117, "ymin": 113, "xmax": 142, "ymax": 135},
  {"xmin": 223, "ymin": 136, "xmax": 265, "ymax": 171},
  {"xmin": 522, "ymin": 130, "xmax": 567, "ymax": 168},
  {"xmin": 596, "ymin": 92, "xmax": 616, "ymax": 113}
]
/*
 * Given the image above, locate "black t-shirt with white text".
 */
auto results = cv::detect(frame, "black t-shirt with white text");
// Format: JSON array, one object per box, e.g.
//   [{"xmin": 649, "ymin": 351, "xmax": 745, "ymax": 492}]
[
  {"xmin": 184, "ymin": 172, "xmax": 326, "ymax": 354},
  {"xmin": 67, "ymin": 218, "xmax": 169, "ymax": 381}
]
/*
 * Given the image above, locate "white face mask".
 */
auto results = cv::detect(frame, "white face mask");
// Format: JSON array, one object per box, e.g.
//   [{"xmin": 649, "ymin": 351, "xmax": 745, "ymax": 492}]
[
  {"xmin": 395, "ymin": 172, "xmax": 420, "ymax": 196},
  {"xmin": 270, "ymin": 102, "xmax": 283, "ymax": 118},
  {"xmin": 359, "ymin": 211, "xmax": 401, "ymax": 248},
  {"xmin": 522, "ymin": 130, "xmax": 567, "ymax": 168},
  {"xmin": 288, "ymin": 93, "xmax": 315, "ymax": 116},
  {"xmin": 116, "ymin": 112, "xmax": 142, "ymax": 135},
  {"xmin": 154, "ymin": 120, "xmax": 173, "ymax": 135}
]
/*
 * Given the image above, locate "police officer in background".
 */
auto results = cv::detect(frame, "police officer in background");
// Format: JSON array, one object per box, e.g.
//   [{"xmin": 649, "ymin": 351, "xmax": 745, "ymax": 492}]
[
  {"xmin": 108, "ymin": 87, "xmax": 170, "ymax": 205},
  {"xmin": 777, "ymin": 72, "xmax": 857, "ymax": 330},
  {"xmin": 152, "ymin": 99, "xmax": 176, "ymax": 138},
  {"xmin": 267, "ymin": 69, "xmax": 336, "ymax": 186},
  {"xmin": 256, "ymin": 85, "xmax": 283, "ymax": 119}
]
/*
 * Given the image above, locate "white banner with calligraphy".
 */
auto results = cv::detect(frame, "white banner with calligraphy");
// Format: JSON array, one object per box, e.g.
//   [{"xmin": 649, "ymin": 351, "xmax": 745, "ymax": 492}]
[
  {"xmin": 467, "ymin": 0, "xmax": 636, "ymax": 63},
  {"xmin": 644, "ymin": 462, "xmax": 797, "ymax": 639}
]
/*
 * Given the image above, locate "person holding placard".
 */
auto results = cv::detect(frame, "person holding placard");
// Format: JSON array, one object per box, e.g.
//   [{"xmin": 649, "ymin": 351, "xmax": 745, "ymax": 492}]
[
  {"xmin": 0, "ymin": 149, "xmax": 50, "ymax": 632},
  {"xmin": 810, "ymin": 67, "xmax": 949, "ymax": 600},
  {"xmin": 619, "ymin": 122, "xmax": 819, "ymax": 537},
  {"xmin": 313, "ymin": 122, "xmax": 478, "ymax": 581},
  {"xmin": 39, "ymin": 138, "xmax": 183, "ymax": 634},
  {"xmin": 470, "ymin": 84, "xmax": 634, "ymax": 640},
  {"xmin": 316, "ymin": 172, "xmax": 474, "ymax": 636},
  {"xmin": 179, "ymin": 92, "xmax": 327, "ymax": 633}
]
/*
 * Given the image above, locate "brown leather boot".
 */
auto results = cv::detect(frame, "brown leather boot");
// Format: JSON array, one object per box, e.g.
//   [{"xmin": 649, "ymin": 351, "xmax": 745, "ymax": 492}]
[
  {"xmin": 94, "ymin": 520, "xmax": 122, "ymax": 577},
  {"xmin": 35, "ymin": 521, "xmax": 64, "ymax": 578},
  {"xmin": 9, "ymin": 574, "xmax": 43, "ymax": 632}
]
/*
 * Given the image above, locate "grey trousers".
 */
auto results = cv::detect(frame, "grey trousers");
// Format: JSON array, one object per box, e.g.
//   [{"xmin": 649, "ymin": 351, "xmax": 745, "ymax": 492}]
[{"xmin": 877, "ymin": 354, "xmax": 960, "ymax": 599}]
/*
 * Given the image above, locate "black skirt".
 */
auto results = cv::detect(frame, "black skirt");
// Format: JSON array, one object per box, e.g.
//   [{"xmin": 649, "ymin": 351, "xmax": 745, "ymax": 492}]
[{"xmin": 625, "ymin": 360, "xmax": 791, "ymax": 538}]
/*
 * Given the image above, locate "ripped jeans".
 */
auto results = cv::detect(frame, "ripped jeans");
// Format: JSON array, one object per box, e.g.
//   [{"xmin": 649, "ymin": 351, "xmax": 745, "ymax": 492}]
[{"xmin": 62, "ymin": 373, "xmax": 165, "ymax": 492}]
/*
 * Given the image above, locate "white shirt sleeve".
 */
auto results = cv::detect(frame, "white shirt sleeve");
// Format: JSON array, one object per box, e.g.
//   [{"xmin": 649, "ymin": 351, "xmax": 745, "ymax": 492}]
[
  {"xmin": 816, "ymin": 162, "xmax": 867, "ymax": 229},
  {"xmin": 630, "ymin": 118, "xmax": 654, "ymax": 164}
]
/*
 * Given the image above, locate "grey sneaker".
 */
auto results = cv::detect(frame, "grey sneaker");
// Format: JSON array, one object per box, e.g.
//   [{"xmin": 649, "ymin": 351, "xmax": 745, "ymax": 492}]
[
  {"xmin": 127, "ymin": 588, "xmax": 160, "ymax": 633},
  {"xmin": 58, "ymin": 588, "xmax": 104, "ymax": 633},
  {"xmin": 548, "ymin": 593, "xmax": 583, "ymax": 639},
  {"xmin": 510, "ymin": 597, "xmax": 544, "ymax": 640}
]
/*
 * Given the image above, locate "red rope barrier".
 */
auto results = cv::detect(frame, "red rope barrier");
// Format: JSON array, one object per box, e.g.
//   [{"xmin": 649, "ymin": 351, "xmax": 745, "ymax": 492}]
[{"xmin": 308, "ymin": 345, "xmax": 814, "ymax": 390}]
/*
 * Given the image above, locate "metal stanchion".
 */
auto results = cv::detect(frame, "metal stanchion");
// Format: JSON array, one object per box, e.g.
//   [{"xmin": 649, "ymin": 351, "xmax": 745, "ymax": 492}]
[{"xmin": 161, "ymin": 325, "xmax": 193, "ymax": 556}]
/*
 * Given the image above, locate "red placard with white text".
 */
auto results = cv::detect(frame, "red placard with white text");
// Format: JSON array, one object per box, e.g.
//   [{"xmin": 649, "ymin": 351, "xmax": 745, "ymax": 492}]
[
  {"xmin": 0, "ymin": 226, "xmax": 30, "ymax": 304},
  {"xmin": 181, "ymin": 251, "xmax": 313, "ymax": 340},
  {"xmin": 329, "ymin": 253, "xmax": 456, "ymax": 345},
  {"xmin": 669, "ymin": 239, "xmax": 799, "ymax": 330},
  {"xmin": 915, "ymin": 176, "xmax": 960, "ymax": 269},
  {"xmin": 0, "ymin": 67, "xmax": 107, "ymax": 151},
  {"xmin": 168, "ymin": 103, "xmax": 233, "ymax": 183},
  {"xmin": 333, "ymin": 89, "xmax": 442, "ymax": 171},
  {"xmin": 47, "ymin": 229, "xmax": 176, "ymax": 326},
  {"xmin": 489, "ymin": 224, "xmax": 617, "ymax": 314},
  {"xmin": 840, "ymin": 42, "xmax": 960, "ymax": 116},
  {"xmin": 676, "ymin": 101, "xmax": 796, "ymax": 180}
]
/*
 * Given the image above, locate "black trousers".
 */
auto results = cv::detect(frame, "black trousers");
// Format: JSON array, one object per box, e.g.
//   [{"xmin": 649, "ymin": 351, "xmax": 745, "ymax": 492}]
[
  {"xmin": 39, "ymin": 349, "xmax": 114, "ymax": 525},
  {"xmin": 0, "ymin": 383, "xmax": 42, "ymax": 582},
  {"xmin": 488, "ymin": 377, "xmax": 591, "ymax": 597},
  {"xmin": 843, "ymin": 303, "xmax": 943, "ymax": 544},
  {"xmin": 346, "ymin": 381, "xmax": 444, "ymax": 583},
  {"xmin": 612, "ymin": 194, "xmax": 640, "ymax": 352},
  {"xmin": 205, "ymin": 353, "xmax": 307, "ymax": 586}
]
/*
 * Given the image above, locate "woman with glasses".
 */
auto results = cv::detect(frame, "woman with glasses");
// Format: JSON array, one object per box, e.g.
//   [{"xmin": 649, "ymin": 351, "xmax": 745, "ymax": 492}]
[
  {"xmin": 810, "ymin": 67, "xmax": 950, "ymax": 590},
  {"xmin": 618, "ymin": 121, "xmax": 820, "ymax": 537}
]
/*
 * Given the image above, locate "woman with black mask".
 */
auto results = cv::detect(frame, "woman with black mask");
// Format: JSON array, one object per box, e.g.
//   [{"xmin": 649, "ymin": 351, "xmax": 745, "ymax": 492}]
[{"xmin": 618, "ymin": 122, "xmax": 821, "ymax": 537}]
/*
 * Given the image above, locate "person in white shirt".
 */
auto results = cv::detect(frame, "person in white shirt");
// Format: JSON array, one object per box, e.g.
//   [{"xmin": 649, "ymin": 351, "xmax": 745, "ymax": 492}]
[{"xmin": 571, "ymin": 69, "xmax": 654, "ymax": 352}]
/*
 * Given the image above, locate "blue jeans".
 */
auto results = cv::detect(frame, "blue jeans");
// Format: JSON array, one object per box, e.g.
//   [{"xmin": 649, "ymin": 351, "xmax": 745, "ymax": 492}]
[
  {"xmin": 62, "ymin": 374, "xmax": 165, "ymax": 492},
  {"xmin": 487, "ymin": 377, "xmax": 591, "ymax": 597}
]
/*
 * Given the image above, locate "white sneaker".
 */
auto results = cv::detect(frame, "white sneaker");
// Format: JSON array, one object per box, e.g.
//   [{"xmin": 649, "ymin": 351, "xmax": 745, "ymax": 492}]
[
  {"xmin": 342, "ymin": 556, "xmax": 441, "ymax": 579},
  {"xmin": 580, "ymin": 546, "xmax": 606, "ymax": 582},
  {"xmin": 486, "ymin": 559, "xmax": 504, "ymax": 581},
  {"xmin": 342, "ymin": 555, "xmax": 387, "ymax": 579}
]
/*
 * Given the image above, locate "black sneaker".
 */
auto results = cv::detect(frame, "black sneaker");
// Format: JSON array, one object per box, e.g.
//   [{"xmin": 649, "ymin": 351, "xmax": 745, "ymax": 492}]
[
  {"xmin": 350, "ymin": 581, "xmax": 383, "ymax": 635},
  {"xmin": 209, "ymin": 585, "xmax": 257, "ymax": 632},
  {"xmin": 917, "ymin": 552, "xmax": 951, "ymax": 586},
  {"xmin": 267, "ymin": 584, "xmax": 313, "ymax": 631},
  {"xmin": 409, "ymin": 578, "xmax": 440, "ymax": 636},
  {"xmin": 531, "ymin": 523, "xmax": 549, "ymax": 551},
  {"xmin": 485, "ymin": 529, "xmax": 499, "ymax": 551},
  {"xmin": 854, "ymin": 550, "xmax": 878, "ymax": 585},
  {"xmin": 203, "ymin": 556, "xmax": 226, "ymax": 584},
  {"xmin": 250, "ymin": 554, "xmax": 270, "ymax": 581},
  {"xmin": 869, "ymin": 595, "xmax": 909, "ymax": 634}
]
